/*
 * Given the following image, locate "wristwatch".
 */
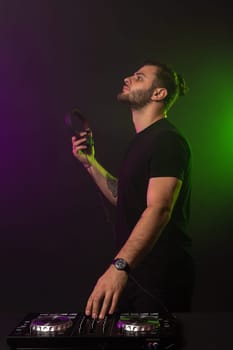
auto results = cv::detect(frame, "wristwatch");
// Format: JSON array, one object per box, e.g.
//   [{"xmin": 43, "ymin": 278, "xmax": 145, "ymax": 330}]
[{"xmin": 112, "ymin": 258, "xmax": 130, "ymax": 273}]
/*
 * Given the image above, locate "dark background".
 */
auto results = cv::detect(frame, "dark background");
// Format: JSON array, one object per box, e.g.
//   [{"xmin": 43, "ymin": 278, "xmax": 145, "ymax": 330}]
[{"xmin": 0, "ymin": 0, "xmax": 232, "ymax": 312}]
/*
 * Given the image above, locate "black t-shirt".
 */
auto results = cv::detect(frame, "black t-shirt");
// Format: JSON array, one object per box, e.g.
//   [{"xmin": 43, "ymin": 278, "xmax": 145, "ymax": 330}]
[{"xmin": 115, "ymin": 118, "xmax": 192, "ymax": 283}]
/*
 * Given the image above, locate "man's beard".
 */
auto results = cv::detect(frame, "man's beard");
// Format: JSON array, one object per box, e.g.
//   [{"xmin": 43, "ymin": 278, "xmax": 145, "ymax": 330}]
[{"xmin": 117, "ymin": 86, "xmax": 155, "ymax": 110}]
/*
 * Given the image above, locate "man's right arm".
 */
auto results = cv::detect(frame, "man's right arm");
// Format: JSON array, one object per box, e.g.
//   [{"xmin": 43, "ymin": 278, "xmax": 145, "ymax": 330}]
[
  {"xmin": 86, "ymin": 159, "xmax": 118, "ymax": 206},
  {"xmin": 72, "ymin": 134, "xmax": 118, "ymax": 206}
]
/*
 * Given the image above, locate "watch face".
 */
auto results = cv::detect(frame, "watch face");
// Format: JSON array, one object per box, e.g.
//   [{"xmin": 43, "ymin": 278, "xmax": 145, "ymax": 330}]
[
  {"xmin": 115, "ymin": 259, "xmax": 126, "ymax": 270},
  {"xmin": 113, "ymin": 258, "xmax": 129, "ymax": 272}
]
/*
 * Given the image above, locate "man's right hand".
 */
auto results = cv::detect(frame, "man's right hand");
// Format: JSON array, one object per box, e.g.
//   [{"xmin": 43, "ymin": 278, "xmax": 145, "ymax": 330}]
[
  {"xmin": 72, "ymin": 132, "xmax": 118, "ymax": 205},
  {"xmin": 72, "ymin": 131, "xmax": 95, "ymax": 169}
]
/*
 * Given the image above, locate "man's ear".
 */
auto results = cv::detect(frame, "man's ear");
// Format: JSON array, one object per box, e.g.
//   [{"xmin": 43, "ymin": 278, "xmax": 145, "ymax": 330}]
[{"xmin": 151, "ymin": 88, "xmax": 168, "ymax": 101}]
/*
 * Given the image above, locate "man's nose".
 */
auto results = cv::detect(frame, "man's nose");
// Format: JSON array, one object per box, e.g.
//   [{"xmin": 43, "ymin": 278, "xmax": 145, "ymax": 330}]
[{"xmin": 124, "ymin": 77, "xmax": 130, "ymax": 85}]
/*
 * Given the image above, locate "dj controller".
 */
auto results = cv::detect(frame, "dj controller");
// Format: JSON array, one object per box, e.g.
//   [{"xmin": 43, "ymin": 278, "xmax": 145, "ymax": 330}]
[{"xmin": 6, "ymin": 311, "xmax": 183, "ymax": 350}]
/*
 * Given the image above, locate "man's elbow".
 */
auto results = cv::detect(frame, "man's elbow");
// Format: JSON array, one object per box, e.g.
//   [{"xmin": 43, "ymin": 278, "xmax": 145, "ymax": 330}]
[
  {"xmin": 158, "ymin": 205, "xmax": 172, "ymax": 224},
  {"xmin": 145, "ymin": 204, "xmax": 173, "ymax": 222}
]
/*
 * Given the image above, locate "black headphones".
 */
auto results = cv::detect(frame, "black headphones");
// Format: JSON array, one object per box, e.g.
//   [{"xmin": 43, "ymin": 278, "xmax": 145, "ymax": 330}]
[{"xmin": 65, "ymin": 108, "xmax": 93, "ymax": 154}]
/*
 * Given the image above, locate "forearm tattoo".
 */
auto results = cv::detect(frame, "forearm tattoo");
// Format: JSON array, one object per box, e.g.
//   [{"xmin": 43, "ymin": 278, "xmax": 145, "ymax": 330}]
[{"xmin": 106, "ymin": 175, "xmax": 118, "ymax": 198}]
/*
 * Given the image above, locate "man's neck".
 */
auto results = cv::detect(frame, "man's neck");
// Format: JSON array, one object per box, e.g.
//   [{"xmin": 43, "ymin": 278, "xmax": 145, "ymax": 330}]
[{"xmin": 131, "ymin": 105, "xmax": 166, "ymax": 133}]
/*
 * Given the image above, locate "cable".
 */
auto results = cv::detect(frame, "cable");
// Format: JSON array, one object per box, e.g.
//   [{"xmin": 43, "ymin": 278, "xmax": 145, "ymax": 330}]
[{"xmin": 128, "ymin": 273, "xmax": 169, "ymax": 314}]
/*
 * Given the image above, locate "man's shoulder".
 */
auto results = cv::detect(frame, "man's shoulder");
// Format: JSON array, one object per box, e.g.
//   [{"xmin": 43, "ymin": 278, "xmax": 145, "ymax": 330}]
[{"xmin": 158, "ymin": 119, "xmax": 191, "ymax": 149}]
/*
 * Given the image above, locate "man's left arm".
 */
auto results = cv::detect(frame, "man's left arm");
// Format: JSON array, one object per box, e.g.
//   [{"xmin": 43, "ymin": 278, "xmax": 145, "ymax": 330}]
[
  {"xmin": 114, "ymin": 176, "xmax": 182, "ymax": 268},
  {"xmin": 85, "ymin": 176, "xmax": 182, "ymax": 319}
]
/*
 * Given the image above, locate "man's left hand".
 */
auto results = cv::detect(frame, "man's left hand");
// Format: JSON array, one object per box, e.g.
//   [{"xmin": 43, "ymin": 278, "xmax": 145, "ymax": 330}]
[{"xmin": 85, "ymin": 265, "xmax": 128, "ymax": 319}]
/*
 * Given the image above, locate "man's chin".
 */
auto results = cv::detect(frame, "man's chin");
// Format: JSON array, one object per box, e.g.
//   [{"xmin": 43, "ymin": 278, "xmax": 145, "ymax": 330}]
[{"xmin": 117, "ymin": 93, "xmax": 130, "ymax": 103}]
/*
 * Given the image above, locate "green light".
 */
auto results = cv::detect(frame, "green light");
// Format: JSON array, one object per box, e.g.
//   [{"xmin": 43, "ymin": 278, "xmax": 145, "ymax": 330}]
[{"xmin": 185, "ymin": 50, "xmax": 233, "ymax": 239}]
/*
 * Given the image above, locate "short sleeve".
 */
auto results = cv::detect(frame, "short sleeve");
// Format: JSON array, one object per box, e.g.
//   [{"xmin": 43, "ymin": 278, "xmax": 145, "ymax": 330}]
[{"xmin": 149, "ymin": 131, "xmax": 190, "ymax": 181}]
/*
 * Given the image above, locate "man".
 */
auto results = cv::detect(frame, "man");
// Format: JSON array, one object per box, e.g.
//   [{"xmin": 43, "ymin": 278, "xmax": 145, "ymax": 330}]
[{"xmin": 72, "ymin": 60, "xmax": 195, "ymax": 319}]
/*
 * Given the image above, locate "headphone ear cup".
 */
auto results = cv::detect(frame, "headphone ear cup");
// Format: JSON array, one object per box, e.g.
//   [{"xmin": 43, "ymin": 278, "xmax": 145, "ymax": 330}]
[
  {"xmin": 65, "ymin": 108, "xmax": 93, "ymax": 155},
  {"xmin": 70, "ymin": 108, "xmax": 90, "ymax": 130}
]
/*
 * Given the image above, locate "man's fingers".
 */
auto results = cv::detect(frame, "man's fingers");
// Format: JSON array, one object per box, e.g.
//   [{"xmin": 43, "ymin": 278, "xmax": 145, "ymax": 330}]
[
  {"xmin": 72, "ymin": 137, "xmax": 88, "ymax": 156},
  {"xmin": 85, "ymin": 292, "xmax": 114, "ymax": 320},
  {"xmin": 98, "ymin": 293, "xmax": 113, "ymax": 319},
  {"xmin": 85, "ymin": 296, "xmax": 93, "ymax": 316},
  {"xmin": 77, "ymin": 131, "xmax": 87, "ymax": 137},
  {"xmin": 73, "ymin": 137, "xmax": 87, "ymax": 146},
  {"xmin": 91, "ymin": 297, "xmax": 103, "ymax": 319},
  {"xmin": 108, "ymin": 292, "xmax": 119, "ymax": 315},
  {"xmin": 85, "ymin": 293, "xmax": 104, "ymax": 319}
]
